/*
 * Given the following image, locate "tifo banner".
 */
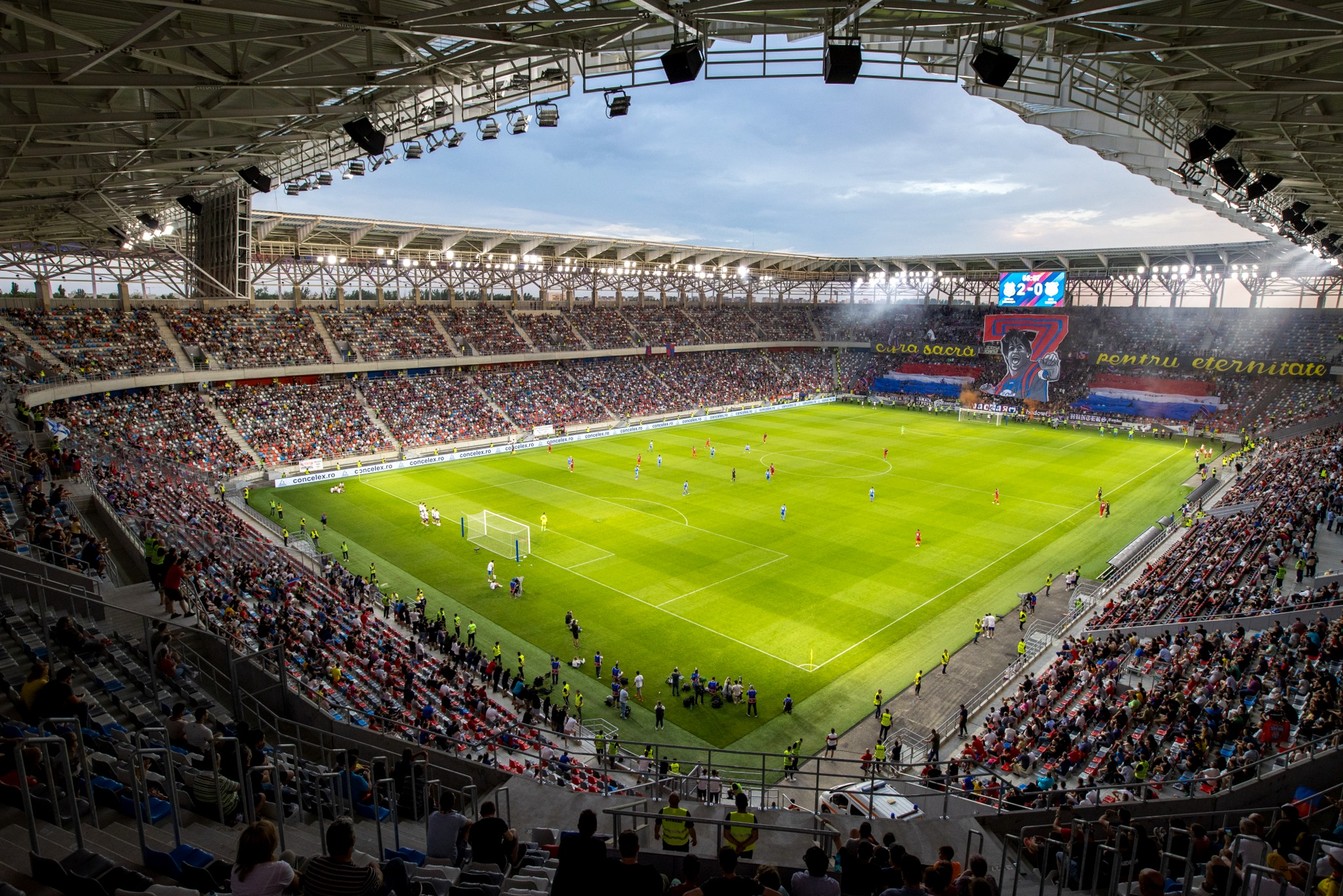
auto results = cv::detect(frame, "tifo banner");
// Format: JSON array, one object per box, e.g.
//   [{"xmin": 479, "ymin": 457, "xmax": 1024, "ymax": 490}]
[
  {"xmin": 872, "ymin": 341, "xmax": 979, "ymax": 358},
  {"xmin": 980, "ymin": 314, "xmax": 1069, "ymax": 402},
  {"xmin": 1094, "ymin": 352, "xmax": 1327, "ymax": 377}
]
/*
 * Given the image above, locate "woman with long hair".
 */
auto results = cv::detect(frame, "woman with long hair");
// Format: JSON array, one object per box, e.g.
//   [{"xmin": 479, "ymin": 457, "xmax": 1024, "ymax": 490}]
[{"xmin": 230, "ymin": 819, "xmax": 299, "ymax": 896}]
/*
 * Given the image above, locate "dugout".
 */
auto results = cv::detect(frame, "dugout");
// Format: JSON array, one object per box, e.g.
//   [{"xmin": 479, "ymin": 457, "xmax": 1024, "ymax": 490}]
[{"xmin": 1101, "ymin": 524, "xmax": 1167, "ymax": 582}]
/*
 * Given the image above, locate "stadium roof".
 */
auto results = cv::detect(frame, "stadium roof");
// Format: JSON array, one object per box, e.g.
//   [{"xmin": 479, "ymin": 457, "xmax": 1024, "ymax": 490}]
[
  {"xmin": 252, "ymin": 210, "xmax": 1289, "ymax": 278},
  {"xmin": 2, "ymin": 0, "xmax": 1342, "ymax": 255}
]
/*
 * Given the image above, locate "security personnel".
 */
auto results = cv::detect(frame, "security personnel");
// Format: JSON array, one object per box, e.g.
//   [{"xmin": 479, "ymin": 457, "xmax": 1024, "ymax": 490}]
[
  {"xmin": 668, "ymin": 757, "xmax": 680, "ymax": 779},
  {"xmin": 243, "ymin": 486, "xmax": 250, "ymax": 502},
  {"xmin": 1019, "ymin": 607, "xmax": 1028, "ymax": 630},
  {"xmin": 874, "ymin": 740, "xmax": 887, "ymax": 772},
  {"xmin": 381, "ymin": 592, "xmax": 392, "ymax": 619},
  {"xmin": 873, "ymin": 689, "xmax": 882, "ymax": 719},
  {"xmin": 453, "ymin": 613, "xmax": 461, "ymax": 639},
  {"xmin": 1017, "ymin": 638, "xmax": 1027, "ymax": 661},
  {"xmin": 466, "ymin": 620, "xmax": 477, "ymax": 647},
  {"xmin": 574, "ymin": 691, "xmax": 584, "ymax": 720},
  {"xmin": 878, "ymin": 709, "xmax": 892, "ymax": 741},
  {"xmin": 656, "ymin": 792, "xmax": 695, "ymax": 852},
  {"xmin": 724, "ymin": 793, "xmax": 759, "ymax": 857},
  {"xmin": 561, "ymin": 681, "xmax": 570, "ymax": 705},
  {"xmin": 340, "ymin": 541, "xmax": 349, "ymax": 560},
  {"xmin": 492, "ymin": 641, "xmax": 502, "ymax": 663},
  {"xmin": 281, "ymin": 527, "xmax": 289, "ymax": 546},
  {"xmin": 1044, "ymin": 572, "xmax": 1054, "ymax": 596},
  {"xmin": 973, "ymin": 616, "xmax": 983, "ymax": 644}
]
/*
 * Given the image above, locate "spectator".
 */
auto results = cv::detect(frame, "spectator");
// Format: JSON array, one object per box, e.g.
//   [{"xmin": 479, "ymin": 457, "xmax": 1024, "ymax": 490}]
[
  {"xmin": 955, "ymin": 855, "xmax": 999, "ymax": 896},
  {"xmin": 183, "ymin": 707, "xmax": 215, "ymax": 754},
  {"xmin": 299, "ymin": 815, "xmax": 418, "ymax": 896},
  {"xmin": 465, "ymin": 799, "xmax": 518, "ymax": 873},
  {"xmin": 604, "ymin": 829, "xmax": 663, "ymax": 896},
  {"xmin": 553, "ymin": 808, "xmax": 607, "ymax": 896},
  {"xmin": 425, "ymin": 790, "xmax": 468, "ymax": 865},
  {"xmin": 32, "ymin": 666, "xmax": 89, "ymax": 725},
  {"xmin": 230, "ymin": 819, "xmax": 299, "ymax": 896},
  {"xmin": 684, "ymin": 845, "xmax": 775, "ymax": 895},
  {"xmin": 791, "ymin": 845, "xmax": 840, "ymax": 896}
]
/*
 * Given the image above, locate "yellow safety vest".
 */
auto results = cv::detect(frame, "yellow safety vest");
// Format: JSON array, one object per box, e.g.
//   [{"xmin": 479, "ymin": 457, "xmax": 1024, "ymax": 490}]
[
  {"xmin": 727, "ymin": 810, "xmax": 756, "ymax": 851},
  {"xmin": 659, "ymin": 806, "xmax": 691, "ymax": 846}
]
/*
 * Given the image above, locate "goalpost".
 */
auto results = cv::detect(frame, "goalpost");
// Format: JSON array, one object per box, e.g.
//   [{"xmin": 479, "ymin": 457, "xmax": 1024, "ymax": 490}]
[
  {"xmin": 957, "ymin": 407, "xmax": 1005, "ymax": 426},
  {"xmin": 463, "ymin": 510, "xmax": 531, "ymax": 562}
]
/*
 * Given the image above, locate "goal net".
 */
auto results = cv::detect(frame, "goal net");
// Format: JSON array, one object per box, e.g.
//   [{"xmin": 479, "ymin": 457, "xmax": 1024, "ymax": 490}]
[
  {"xmin": 464, "ymin": 510, "xmax": 531, "ymax": 561},
  {"xmin": 957, "ymin": 407, "xmax": 1004, "ymax": 426}
]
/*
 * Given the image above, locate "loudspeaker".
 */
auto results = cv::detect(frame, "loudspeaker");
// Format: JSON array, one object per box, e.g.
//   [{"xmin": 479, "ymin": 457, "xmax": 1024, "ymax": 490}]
[
  {"xmin": 824, "ymin": 43, "xmax": 862, "ymax": 84},
  {"xmin": 238, "ymin": 166, "xmax": 272, "ymax": 193},
  {"xmin": 661, "ymin": 42, "xmax": 703, "ymax": 84},
  {"xmin": 176, "ymin": 194, "xmax": 203, "ymax": 216},
  {"xmin": 971, "ymin": 45, "xmax": 1019, "ymax": 87},
  {"xmin": 343, "ymin": 116, "xmax": 387, "ymax": 156}
]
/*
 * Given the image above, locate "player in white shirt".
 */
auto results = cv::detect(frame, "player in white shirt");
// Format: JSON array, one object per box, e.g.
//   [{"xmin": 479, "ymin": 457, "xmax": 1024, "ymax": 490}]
[{"xmin": 430, "ymin": 507, "xmax": 441, "ymax": 526}]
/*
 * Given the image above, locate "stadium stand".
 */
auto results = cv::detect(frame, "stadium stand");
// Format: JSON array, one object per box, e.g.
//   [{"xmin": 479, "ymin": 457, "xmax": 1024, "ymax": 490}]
[
  {"xmin": 164, "ymin": 307, "xmax": 330, "ymax": 369},
  {"xmin": 319, "ymin": 306, "xmax": 453, "ymax": 362},
  {"xmin": 2, "ymin": 308, "xmax": 177, "ymax": 380},
  {"xmin": 6, "ymin": 302, "xmax": 1343, "ymax": 896}
]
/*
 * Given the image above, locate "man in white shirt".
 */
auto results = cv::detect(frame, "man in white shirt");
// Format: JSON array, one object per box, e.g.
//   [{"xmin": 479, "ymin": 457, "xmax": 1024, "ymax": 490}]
[{"xmin": 183, "ymin": 707, "xmax": 214, "ymax": 753}]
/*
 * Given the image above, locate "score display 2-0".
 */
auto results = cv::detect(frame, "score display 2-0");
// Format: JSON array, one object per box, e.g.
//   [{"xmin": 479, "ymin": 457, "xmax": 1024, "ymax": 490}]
[{"xmin": 997, "ymin": 271, "xmax": 1067, "ymax": 306}]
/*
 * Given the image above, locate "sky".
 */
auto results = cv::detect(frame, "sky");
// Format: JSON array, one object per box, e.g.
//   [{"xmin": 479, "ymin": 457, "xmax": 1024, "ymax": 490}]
[{"xmin": 264, "ymin": 74, "xmax": 1262, "ymax": 258}]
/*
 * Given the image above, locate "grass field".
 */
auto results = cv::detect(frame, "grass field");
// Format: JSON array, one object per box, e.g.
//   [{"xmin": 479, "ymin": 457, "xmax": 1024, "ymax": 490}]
[{"xmin": 258, "ymin": 403, "xmax": 1193, "ymax": 755}]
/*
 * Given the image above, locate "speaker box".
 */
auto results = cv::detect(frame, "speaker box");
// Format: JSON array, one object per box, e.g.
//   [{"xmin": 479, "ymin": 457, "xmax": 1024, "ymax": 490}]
[
  {"xmin": 176, "ymin": 194, "xmax": 203, "ymax": 216},
  {"xmin": 661, "ymin": 42, "xmax": 703, "ymax": 84},
  {"xmin": 971, "ymin": 45, "xmax": 1019, "ymax": 87},
  {"xmin": 238, "ymin": 166, "xmax": 272, "ymax": 193},
  {"xmin": 824, "ymin": 43, "xmax": 862, "ymax": 84},
  {"xmin": 343, "ymin": 116, "xmax": 387, "ymax": 156}
]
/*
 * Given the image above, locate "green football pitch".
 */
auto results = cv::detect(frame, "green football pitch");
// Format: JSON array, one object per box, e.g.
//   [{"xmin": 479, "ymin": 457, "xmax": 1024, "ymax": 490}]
[{"xmin": 258, "ymin": 403, "xmax": 1192, "ymax": 755}]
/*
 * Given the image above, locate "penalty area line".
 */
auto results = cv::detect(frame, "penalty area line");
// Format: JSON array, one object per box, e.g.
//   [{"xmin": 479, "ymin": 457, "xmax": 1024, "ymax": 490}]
[
  {"xmin": 527, "ymin": 550, "xmax": 808, "ymax": 670},
  {"xmin": 808, "ymin": 444, "xmax": 1188, "ymax": 673}
]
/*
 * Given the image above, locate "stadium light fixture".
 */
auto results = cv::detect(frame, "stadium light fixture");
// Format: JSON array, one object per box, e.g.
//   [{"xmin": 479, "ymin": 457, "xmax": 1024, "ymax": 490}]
[
  {"xmin": 478, "ymin": 118, "xmax": 501, "ymax": 140},
  {"xmin": 1187, "ymin": 124, "xmax": 1236, "ymax": 163},
  {"xmin": 1243, "ymin": 173, "xmax": 1281, "ymax": 200},
  {"xmin": 285, "ymin": 182, "xmax": 301, "ymax": 196},
  {"xmin": 1211, "ymin": 157, "xmax": 1248, "ymax": 190},
  {"xmin": 425, "ymin": 132, "xmax": 444, "ymax": 152},
  {"xmin": 507, "ymin": 110, "xmax": 530, "ymax": 135},
  {"xmin": 445, "ymin": 127, "xmax": 465, "ymax": 148},
  {"xmin": 137, "ymin": 213, "xmax": 160, "ymax": 231},
  {"xmin": 107, "ymin": 225, "xmax": 128, "ymax": 244},
  {"xmin": 536, "ymin": 103, "xmax": 560, "ymax": 127},
  {"xmin": 404, "ymin": 141, "xmax": 424, "ymax": 159},
  {"xmin": 346, "ymin": 160, "xmax": 365, "ymax": 178},
  {"xmin": 604, "ymin": 89, "xmax": 631, "ymax": 118}
]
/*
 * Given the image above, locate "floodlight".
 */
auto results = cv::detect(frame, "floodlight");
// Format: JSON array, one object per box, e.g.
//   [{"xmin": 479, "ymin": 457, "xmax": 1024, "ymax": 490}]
[
  {"xmin": 404, "ymin": 141, "xmax": 423, "ymax": 159},
  {"xmin": 137, "ymin": 213, "xmax": 160, "ymax": 230},
  {"xmin": 343, "ymin": 116, "xmax": 387, "ymax": 156},
  {"xmin": 604, "ymin": 89, "xmax": 630, "ymax": 118},
  {"xmin": 285, "ymin": 183, "xmax": 301, "ymax": 196},
  {"xmin": 1187, "ymin": 124, "xmax": 1236, "ymax": 163},
  {"xmin": 445, "ymin": 127, "xmax": 465, "ymax": 148},
  {"xmin": 1211, "ymin": 157, "xmax": 1248, "ymax": 189},
  {"xmin": 536, "ymin": 103, "xmax": 560, "ymax": 127},
  {"xmin": 425, "ymin": 132, "xmax": 444, "ymax": 152},
  {"xmin": 347, "ymin": 160, "xmax": 365, "ymax": 177},
  {"xmin": 478, "ymin": 118, "xmax": 500, "ymax": 140},
  {"xmin": 317, "ymin": 172, "xmax": 334, "ymax": 186},
  {"xmin": 1243, "ymin": 173, "xmax": 1281, "ymax": 200},
  {"xmin": 507, "ymin": 110, "xmax": 530, "ymax": 135}
]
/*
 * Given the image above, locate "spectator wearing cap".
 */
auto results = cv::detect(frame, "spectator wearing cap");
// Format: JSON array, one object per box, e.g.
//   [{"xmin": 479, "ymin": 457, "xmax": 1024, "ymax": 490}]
[{"xmin": 1315, "ymin": 846, "xmax": 1343, "ymax": 896}]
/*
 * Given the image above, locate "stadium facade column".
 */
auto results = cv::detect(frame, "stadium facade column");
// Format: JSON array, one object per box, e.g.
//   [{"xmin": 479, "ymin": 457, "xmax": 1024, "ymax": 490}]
[
  {"xmin": 292, "ymin": 283, "xmax": 303, "ymax": 308},
  {"xmin": 376, "ymin": 285, "xmax": 385, "ymax": 306},
  {"xmin": 336, "ymin": 286, "xmax": 346, "ymax": 311},
  {"xmin": 117, "ymin": 281, "xmax": 132, "ymax": 310},
  {"xmin": 637, "ymin": 287, "xmax": 646, "ymax": 307},
  {"xmin": 659, "ymin": 285, "xmax": 667, "ymax": 306},
  {"xmin": 564, "ymin": 288, "xmax": 574, "ymax": 310},
  {"xmin": 36, "ymin": 278, "xmax": 52, "ymax": 311},
  {"xmin": 590, "ymin": 282, "xmax": 599, "ymax": 305},
  {"xmin": 614, "ymin": 287, "xmax": 623, "ymax": 306},
  {"xmin": 510, "ymin": 286, "xmax": 518, "ymax": 308},
  {"xmin": 414, "ymin": 286, "xmax": 423, "ymax": 303}
]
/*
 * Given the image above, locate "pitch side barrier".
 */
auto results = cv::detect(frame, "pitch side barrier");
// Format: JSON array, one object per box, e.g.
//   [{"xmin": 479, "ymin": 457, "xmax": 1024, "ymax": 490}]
[{"xmin": 272, "ymin": 395, "xmax": 839, "ymax": 488}]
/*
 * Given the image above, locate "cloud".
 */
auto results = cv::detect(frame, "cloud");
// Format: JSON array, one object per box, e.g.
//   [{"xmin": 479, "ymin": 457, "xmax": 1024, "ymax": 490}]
[{"xmin": 837, "ymin": 178, "xmax": 1025, "ymax": 200}]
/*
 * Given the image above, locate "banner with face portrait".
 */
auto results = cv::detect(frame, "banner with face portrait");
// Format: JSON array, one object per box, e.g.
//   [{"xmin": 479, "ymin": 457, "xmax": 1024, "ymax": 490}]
[{"xmin": 980, "ymin": 314, "xmax": 1069, "ymax": 402}]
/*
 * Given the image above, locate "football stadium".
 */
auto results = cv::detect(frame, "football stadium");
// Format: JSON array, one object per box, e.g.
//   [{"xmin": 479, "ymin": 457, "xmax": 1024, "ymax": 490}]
[{"xmin": 2, "ymin": 4, "xmax": 1343, "ymax": 896}]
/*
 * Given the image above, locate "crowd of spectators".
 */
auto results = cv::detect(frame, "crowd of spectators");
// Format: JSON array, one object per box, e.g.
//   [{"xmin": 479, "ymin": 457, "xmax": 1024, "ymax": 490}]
[
  {"xmin": 4, "ymin": 307, "xmax": 177, "ymax": 379},
  {"xmin": 1090, "ymin": 429, "xmax": 1337, "ymax": 630},
  {"xmin": 443, "ymin": 305, "xmax": 532, "ymax": 356},
  {"xmin": 960, "ymin": 611, "xmax": 1342, "ymax": 809},
  {"xmin": 751, "ymin": 306, "xmax": 819, "ymax": 342},
  {"xmin": 564, "ymin": 358, "xmax": 672, "ymax": 419},
  {"xmin": 56, "ymin": 386, "xmax": 253, "ymax": 473},
  {"xmin": 320, "ymin": 306, "xmax": 452, "ymax": 362},
  {"xmin": 212, "ymin": 380, "xmax": 394, "ymax": 467},
  {"xmin": 515, "ymin": 311, "xmax": 588, "ymax": 352},
  {"xmin": 473, "ymin": 365, "xmax": 609, "ymax": 431},
  {"xmin": 621, "ymin": 306, "xmax": 708, "ymax": 347},
  {"xmin": 567, "ymin": 307, "xmax": 639, "ymax": 349},
  {"xmin": 165, "ymin": 307, "xmax": 331, "ymax": 368},
  {"xmin": 361, "ymin": 373, "xmax": 509, "ymax": 448}
]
